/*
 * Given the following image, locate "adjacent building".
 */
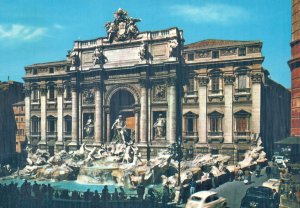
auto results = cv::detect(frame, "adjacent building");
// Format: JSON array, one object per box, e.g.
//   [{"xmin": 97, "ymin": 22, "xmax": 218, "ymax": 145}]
[
  {"xmin": 0, "ymin": 81, "xmax": 24, "ymax": 163},
  {"xmin": 23, "ymin": 9, "xmax": 290, "ymax": 162},
  {"xmin": 13, "ymin": 101, "xmax": 26, "ymax": 153}
]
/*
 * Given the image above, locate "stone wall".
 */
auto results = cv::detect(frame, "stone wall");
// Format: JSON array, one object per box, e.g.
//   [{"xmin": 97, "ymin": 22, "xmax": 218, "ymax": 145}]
[{"xmin": 261, "ymin": 77, "xmax": 291, "ymax": 158}]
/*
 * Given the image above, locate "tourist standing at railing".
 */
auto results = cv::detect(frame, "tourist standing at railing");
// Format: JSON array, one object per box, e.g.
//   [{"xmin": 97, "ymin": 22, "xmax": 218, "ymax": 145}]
[
  {"xmin": 91, "ymin": 190, "xmax": 100, "ymax": 208},
  {"xmin": 119, "ymin": 186, "xmax": 125, "ymax": 200},
  {"xmin": 112, "ymin": 188, "xmax": 119, "ymax": 200}
]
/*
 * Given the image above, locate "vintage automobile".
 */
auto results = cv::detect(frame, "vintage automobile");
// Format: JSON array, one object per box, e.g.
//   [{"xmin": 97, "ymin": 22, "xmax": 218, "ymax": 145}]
[
  {"xmin": 262, "ymin": 179, "xmax": 281, "ymax": 192},
  {"xmin": 185, "ymin": 191, "xmax": 226, "ymax": 208},
  {"xmin": 240, "ymin": 186, "xmax": 278, "ymax": 208}
]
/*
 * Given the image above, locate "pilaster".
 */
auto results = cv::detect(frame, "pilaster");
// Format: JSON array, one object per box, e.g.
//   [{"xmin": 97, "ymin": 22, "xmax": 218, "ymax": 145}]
[
  {"xmin": 223, "ymin": 75, "xmax": 235, "ymax": 144},
  {"xmin": 139, "ymin": 79, "xmax": 148, "ymax": 143},
  {"xmin": 251, "ymin": 73, "xmax": 262, "ymax": 135},
  {"xmin": 24, "ymin": 85, "xmax": 31, "ymax": 143},
  {"xmin": 197, "ymin": 76, "xmax": 209, "ymax": 144},
  {"xmin": 39, "ymin": 84, "xmax": 47, "ymax": 147},
  {"xmin": 94, "ymin": 82, "xmax": 103, "ymax": 145},
  {"xmin": 69, "ymin": 81, "xmax": 78, "ymax": 148},
  {"xmin": 56, "ymin": 83, "xmax": 64, "ymax": 147},
  {"xmin": 167, "ymin": 78, "xmax": 177, "ymax": 143}
]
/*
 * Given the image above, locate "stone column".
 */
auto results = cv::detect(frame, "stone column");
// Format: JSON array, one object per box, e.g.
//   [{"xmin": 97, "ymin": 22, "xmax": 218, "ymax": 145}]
[
  {"xmin": 94, "ymin": 82, "xmax": 103, "ymax": 145},
  {"xmin": 39, "ymin": 85, "xmax": 47, "ymax": 146},
  {"xmin": 140, "ymin": 80, "xmax": 148, "ymax": 143},
  {"xmin": 105, "ymin": 107, "xmax": 110, "ymax": 143},
  {"xmin": 56, "ymin": 84, "xmax": 64, "ymax": 147},
  {"xmin": 134, "ymin": 108, "xmax": 140, "ymax": 142},
  {"xmin": 223, "ymin": 75, "xmax": 236, "ymax": 143},
  {"xmin": 24, "ymin": 85, "xmax": 31, "ymax": 142},
  {"xmin": 251, "ymin": 73, "xmax": 262, "ymax": 135},
  {"xmin": 69, "ymin": 82, "xmax": 78, "ymax": 147},
  {"xmin": 197, "ymin": 76, "xmax": 209, "ymax": 144},
  {"xmin": 167, "ymin": 78, "xmax": 177, "ymax": 143}
]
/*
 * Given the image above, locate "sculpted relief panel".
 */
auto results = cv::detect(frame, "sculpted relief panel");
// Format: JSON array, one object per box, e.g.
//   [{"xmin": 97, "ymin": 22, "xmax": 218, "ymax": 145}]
[{"xmin": 153, "ymin": 84, "xmax": 167, "ymax": 102}]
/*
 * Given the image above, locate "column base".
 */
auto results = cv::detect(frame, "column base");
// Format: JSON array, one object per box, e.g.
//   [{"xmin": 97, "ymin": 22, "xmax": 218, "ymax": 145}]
[
  {"xmin": 38, "ymin": 141, "xmax": 47, "ymax": 150},
  {"xmin": 68, "ymin": 141, "xmax": 79, "ymax": 151},
  {"xmin": 55, "ymin": 141, "xmax": 64, "ymax": 152},
  {"xmin": 92, "ymin": 142, "xmax": 103, "ymax": 147}
]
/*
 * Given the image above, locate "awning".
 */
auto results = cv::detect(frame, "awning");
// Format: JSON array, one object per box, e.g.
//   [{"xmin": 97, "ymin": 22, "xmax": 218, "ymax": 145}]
[{"xmin": 275, "ymin": 136, "xmax": 300, "ymax": 145}]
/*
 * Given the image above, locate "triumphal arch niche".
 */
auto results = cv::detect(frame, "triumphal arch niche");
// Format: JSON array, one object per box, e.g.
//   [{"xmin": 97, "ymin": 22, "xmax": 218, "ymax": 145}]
[{"xmin": 24, "ymin": 8, "xmax": 184, "ymax": 154}]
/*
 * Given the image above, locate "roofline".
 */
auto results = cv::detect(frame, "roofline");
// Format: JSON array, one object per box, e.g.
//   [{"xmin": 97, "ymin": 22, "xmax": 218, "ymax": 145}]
[{"xmin": 25, "ymin": 60, "xmax": 70, "ymax": 69}]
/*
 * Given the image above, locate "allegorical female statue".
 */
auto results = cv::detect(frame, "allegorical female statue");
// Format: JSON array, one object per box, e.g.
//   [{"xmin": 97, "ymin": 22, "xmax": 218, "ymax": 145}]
[{"xmin": 153, "ymin": 114, "xmax": 166, "ymax": 139}]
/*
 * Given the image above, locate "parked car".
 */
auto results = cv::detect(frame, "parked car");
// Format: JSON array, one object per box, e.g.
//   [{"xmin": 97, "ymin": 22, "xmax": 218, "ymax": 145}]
[
  {"xmin": 262, "ymin": 179, "xmax": 281, "ymax": 192},
  {"xmin": 240, "ymin": 186, "xmax": 278, "ymax": 208},
  {"xmin": 185, "ymin": 191, "xmax": 226, "ymax": 208},
  {"xmin": 273, "ymin": 155, "xmax": 289, "ymax": 164}
]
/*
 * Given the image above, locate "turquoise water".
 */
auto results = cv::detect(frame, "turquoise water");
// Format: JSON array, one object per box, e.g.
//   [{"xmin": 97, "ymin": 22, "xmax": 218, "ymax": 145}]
[{"xmin": 0, "ymin": 178, "xmax": 134, "ymax": 193}]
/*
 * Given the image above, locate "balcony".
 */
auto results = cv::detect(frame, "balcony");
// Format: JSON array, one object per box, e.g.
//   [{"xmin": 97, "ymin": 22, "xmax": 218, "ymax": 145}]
[
  {"xmin": 208, "ymin": 89, "xmax": 224, "ymax": 102},
  {"xmin": 183, "ymin": 131, "xmax": 198, "ymax": 143},
  {"xmin": 47, "ymin": 131, "xmax": 57, "ymax": 138},
  {"xmin": 64, "ymin": 97, "xmax": 72, "ymax": 102},
  {"xmin": 234, "ymin": 131, "xmax": 251, "ymax": 143},
  {"xmin": 207, "ymin": 131, "xmax": 224, "ymax": 143},
  {"xmin": 234, "ymin": 88, "xmax": 251, "ymax": 101},
  {"xmin": 30, "ymin": 132, "xmax": 41, "ymax": 137},
  {"xmin": 31, "ymin": 99, "xmax": 40, "ymax": 104},
  {"xmin": 63, "ymin": 132, "xmax": 72, "ymax": 138},
  {"xmin": 184, "ymin": 91, "xmax": 198, "ymax": 103}
]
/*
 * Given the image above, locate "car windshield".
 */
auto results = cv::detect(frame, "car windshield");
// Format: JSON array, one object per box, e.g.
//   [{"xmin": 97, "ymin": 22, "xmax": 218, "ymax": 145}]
[{"xmin": 191, "ymin": 196, "xmax": 202, "ymax": 202}]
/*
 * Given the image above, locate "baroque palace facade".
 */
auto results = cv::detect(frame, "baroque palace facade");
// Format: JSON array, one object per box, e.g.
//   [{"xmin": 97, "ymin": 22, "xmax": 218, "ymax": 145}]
[{"xmin": 23, "ymin": 9, "xmax": 290, "ymax": 162}]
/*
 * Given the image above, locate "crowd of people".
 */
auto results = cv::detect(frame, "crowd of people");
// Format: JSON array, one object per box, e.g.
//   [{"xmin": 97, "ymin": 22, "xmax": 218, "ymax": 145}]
[{"xmin": 0, "ymin": 180, "xmax": 160, "ymax": 208}]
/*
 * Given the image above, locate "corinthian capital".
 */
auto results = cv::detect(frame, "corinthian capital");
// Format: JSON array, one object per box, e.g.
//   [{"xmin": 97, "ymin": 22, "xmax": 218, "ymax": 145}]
[
  {"xmin": 224, "ymin": 75, "xmax": 236, "ymax": 85},
  {"xmin": 251, "ymin": 73, "xmax": 262, "ymax": 83},
  {"xmin": 197, "ymin": 76, "xmax": 209, "ymax": 86}
]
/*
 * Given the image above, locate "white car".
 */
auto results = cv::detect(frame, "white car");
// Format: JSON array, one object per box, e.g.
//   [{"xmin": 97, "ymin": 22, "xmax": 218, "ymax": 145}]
[
  {"xmin": 185, "ymin": 191, "xmax": 227, "ymax": 208},
  {"xmin": 262, "ymin": 178, "xmax": 281, "ymax": 192}
]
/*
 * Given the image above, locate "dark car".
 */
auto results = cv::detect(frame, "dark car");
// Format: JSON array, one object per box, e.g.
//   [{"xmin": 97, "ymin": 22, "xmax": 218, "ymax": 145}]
[{"xmin": 240, "ymin": 186, "xmax": 278, "ymax": 208}]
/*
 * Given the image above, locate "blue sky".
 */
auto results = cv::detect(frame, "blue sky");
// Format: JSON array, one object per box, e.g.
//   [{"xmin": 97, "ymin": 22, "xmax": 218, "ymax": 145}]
[{"xmin": 0, "ymin": 0, "xmax": 291, "ymax": 88}]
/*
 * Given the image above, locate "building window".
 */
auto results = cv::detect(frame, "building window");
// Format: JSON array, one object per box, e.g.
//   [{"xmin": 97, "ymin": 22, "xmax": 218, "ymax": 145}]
[
  {"xmin": 49, "ymin": 68, "xmax": 54, "ymax": 73},
  {"xmin": 31, "ymin": 85, "xmax": 40, "ymax": 102},
  {"xmin": 211, "ymin": 76, "xmax": 219, "ymax": 93},
  {"xmin": 238, "ymin": 48, "xmax": 246, "ymax": 56},
  {"xmin": 47, "ymin": 116, "xmax": 57, "ymax": 133},
  {"xmin": 64, "ymin": 115, "xmax": 72, "ymax": 133},
  {"xmin": 186, "ymin": 78, "xmax": 195, "ymax": 95},
  {"xmin": 31, "ymin": 116, "xmax": 40, "ymax": 133},
  {"xmin": 183, "ymin": 111, "xmax": 198, "ymax": 136},
  {"xmin": 64, "ymin": 83, "xmax": 72, "ymax": 101},
  {"xmin": 188, "ymin": 53, "xmax": 194, "ymax": 61},
  {"xmin": 33, "ymin": 69, "xmax": 37, "ymax": 75},
  {"xmin": 212, "ymin": 51, "xmax": 220, "ymax": 59},
  {"xmin": 208, "ymin": 111, "xmax": 223, "ymax": 135},
  {"xmin": 234, "ymin": 110, "xmax": 251, "ymax": 135},
  {"xmin": 236, "ymin": 68, "xmax": 250, "ymax": 93},
  {"xmin": 48, "ymin": 83, "xmax": 56, "ymax": 101},
  {"xmin": 211, "ymin": 149, "xmax": 219, "ymax": 155}
]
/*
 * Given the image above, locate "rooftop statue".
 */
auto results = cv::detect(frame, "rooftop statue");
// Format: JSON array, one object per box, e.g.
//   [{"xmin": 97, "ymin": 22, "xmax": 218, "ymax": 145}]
[{"xmin": 104, "ymin": 8, "xmax": 141, "ymax": 43}]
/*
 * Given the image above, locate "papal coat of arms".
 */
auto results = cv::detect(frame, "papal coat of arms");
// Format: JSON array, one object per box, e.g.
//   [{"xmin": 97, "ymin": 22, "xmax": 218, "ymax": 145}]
[{"xmin": 104, "ymin": 8, "xmax": 141, "ymax": 43}]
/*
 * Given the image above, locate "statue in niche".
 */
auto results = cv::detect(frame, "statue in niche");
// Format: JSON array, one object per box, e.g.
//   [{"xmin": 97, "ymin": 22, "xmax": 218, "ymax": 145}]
[
  {"xmin": 83, "ymin": 89, "xmax": 94, "ymax": 104},
  {"xmin": 111, "ymin": 115, "xmax": 129, "ymax": 143},
  {"xmin": 93, "ymin": 48, "xmax": 108, "ymax": 67},
  {"xmin": 153, "ymin": 114, "xmax": 166, "ymax": 139},
  {"xmin": 169, "ymin": 39, "xmax": 178, "ymax": 57},
  {"xmin": 84, "ymin": 116, "xmax": 94, "ymax": 138}
]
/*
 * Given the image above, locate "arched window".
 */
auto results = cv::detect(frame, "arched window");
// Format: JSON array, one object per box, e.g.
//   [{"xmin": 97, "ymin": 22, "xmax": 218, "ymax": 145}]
[
  {"xmin": 208, "ymin": 111, "xmax": 223, "ymax": 136},
  {"xmin": 31, "ymin": 116, "xmax": 40, "ymax": 134},
  {"xmin": 64, "ymin": 115, "xmax": 72, "ymax": 134},
  {"xmin": 234, "ymin": 110, "xmax": 251, "ymax": 135},
  {"xmin": 47, "ymin": 115, "xmax": 57, "ymax": 133}
]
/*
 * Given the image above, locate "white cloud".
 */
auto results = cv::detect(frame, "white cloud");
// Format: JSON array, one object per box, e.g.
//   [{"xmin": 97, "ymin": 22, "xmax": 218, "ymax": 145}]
[
  {"xmin": 0, "ymin": 24, "xmax": 46, "ymax": 41},
  {"xmin": 171, "ymin": 3, "xmax": 249, "ymax": 24},
  {"xmin": 53, "ymin": 24, "xmax": 64, "ymax": 30}
]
